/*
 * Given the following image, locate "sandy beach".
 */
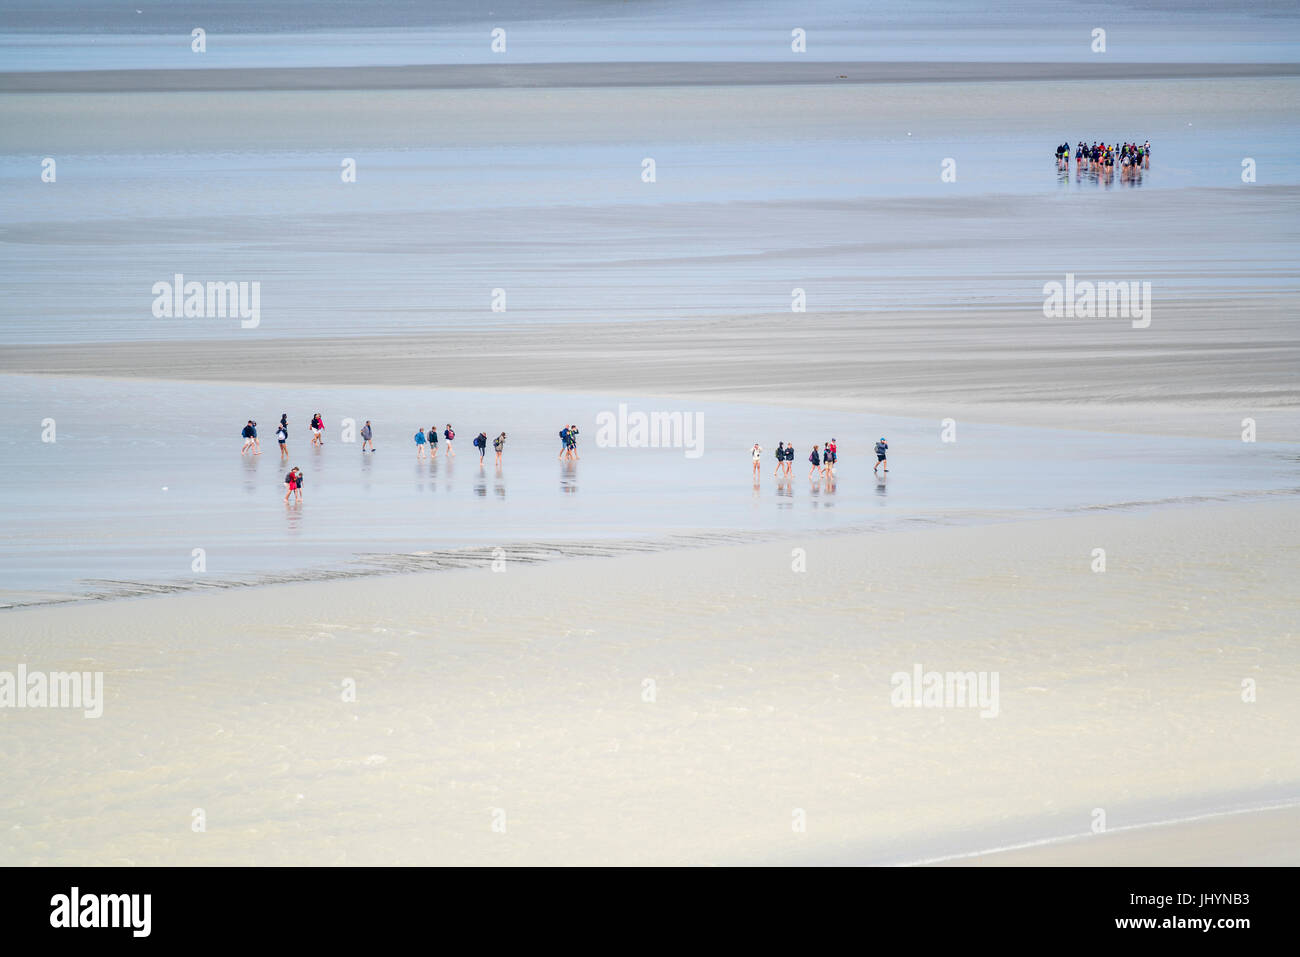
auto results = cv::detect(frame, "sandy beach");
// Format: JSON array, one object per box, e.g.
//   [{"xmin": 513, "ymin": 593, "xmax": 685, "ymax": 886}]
[{"xmin": 2, "ymin": 500, "xmax": 1296, "ymax": 865}]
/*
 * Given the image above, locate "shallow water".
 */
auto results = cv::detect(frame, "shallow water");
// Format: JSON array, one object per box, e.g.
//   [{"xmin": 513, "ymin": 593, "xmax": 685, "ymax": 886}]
[
  {"xmin": 2, "ymin": 76, "xmax": 1297, "ymax": 345},
  {"xmin": 1, "ymin": 375, "xmax": 1294, "ymax": 604}
]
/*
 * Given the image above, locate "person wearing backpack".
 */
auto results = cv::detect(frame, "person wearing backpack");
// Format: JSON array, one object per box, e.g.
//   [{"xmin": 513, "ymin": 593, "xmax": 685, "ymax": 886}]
[
  {"xmin": 808, "ymin": 444, "xmax": 821, "ymax": 479},
  {"xmin": 474, "ymin": 432, "xmax": 487, "ymax": 464},
  {"xmin": 443, "ymin": 424, "xmax": 455, "ymax": 457},
  {"xmin": 493, "ymin": 432, "xmax": 506, "ymax": 467}
]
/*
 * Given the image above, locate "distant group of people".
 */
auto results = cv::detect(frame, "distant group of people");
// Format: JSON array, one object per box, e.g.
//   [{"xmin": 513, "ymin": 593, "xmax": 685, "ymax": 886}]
[
  {"xmin": 413, "ymin": 424, "xmax": 456, "ymax": 459},
  {"xmin": 1056, "ymin": 139, "xmax": 1150, "ymax": 177},
  {"xmin": 241, "ymin": 413, "xmax": 517, "ymax": 505},
  {"xmin": 753, "ymin": 437, "xmax": 851, "ymax": 481},
  {"xmin": 413, "ymin": 426, "xmax": 508, "ymax": 465},
  {"xmin": 750, "ymin": 437, "xmax": 888, "ymax": 481},
  {"xmin": 247, "ymin": 413, "xmax": 890, "ymax": 504}
]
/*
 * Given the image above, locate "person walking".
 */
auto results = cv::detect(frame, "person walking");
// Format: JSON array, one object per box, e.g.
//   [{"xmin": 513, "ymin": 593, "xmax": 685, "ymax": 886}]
[
  {"xmin": 361, "ymin": 420, "xmax": 374, "ymax": 453},
  {"xmin": 414, "ymin": 427, "xmax": 427, "ymax": 460},
  {"xmin": 443, "ymin": 424, "xmax": 455, "ymax": 457},
  {"xmin": 874, "ymin": 437, "xmax": 888, "ymax": 473},
  {"xmin": 493, "ymin": 432, "xmax": 506, "ymax": 467},
  {"xmin": 751, "ymin": 443, "xmax": 763, "ymax": 480}
]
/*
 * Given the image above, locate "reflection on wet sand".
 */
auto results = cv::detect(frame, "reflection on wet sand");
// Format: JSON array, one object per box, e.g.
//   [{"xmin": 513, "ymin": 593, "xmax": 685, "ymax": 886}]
[
  {"xmin": 560, "ymin": 462, "xmax": 578, "ymax": 494},
  {"xmin": 242, "ymin": 454, "xmax": 259, "ymax": 494}
]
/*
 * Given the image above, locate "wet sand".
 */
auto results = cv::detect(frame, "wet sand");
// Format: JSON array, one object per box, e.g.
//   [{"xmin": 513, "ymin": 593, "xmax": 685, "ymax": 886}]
[
  {"xmin": 6, "ymin": 297, "xmax": 1297, "ymax": 438},
  {"xmin": 6, "ymin": 60, "xmax": 1299, "ymax": 93}
]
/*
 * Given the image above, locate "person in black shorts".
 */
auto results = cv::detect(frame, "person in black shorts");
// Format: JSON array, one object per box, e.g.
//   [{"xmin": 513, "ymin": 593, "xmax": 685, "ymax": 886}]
[{"xmin": 874, "ymin": 437, "xmax": 888, "ymax": 473}]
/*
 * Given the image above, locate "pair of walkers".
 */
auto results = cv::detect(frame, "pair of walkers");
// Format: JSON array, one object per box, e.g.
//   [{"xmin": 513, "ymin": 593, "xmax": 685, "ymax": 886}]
[
  {"xmin": 558, "ymin": 425, "xmax": 580, "ymax": 461},
  {"xmin": 282, "ymin": 466, "xmax": 304, "ymax": 503},
  {"xmin": 468, "ymin": 431, "xmax": 507, "ymax": 466},
  {"xmin": 413, "ymin": 426, "xmax": 441, "ymax": 460},
  {"xmin": 771, "ymin": 441, "xmax": 795, "ymax": 478},
  {"xmin": 240, "ymin": 420, "xmax": 261, "ymax": 455}
]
